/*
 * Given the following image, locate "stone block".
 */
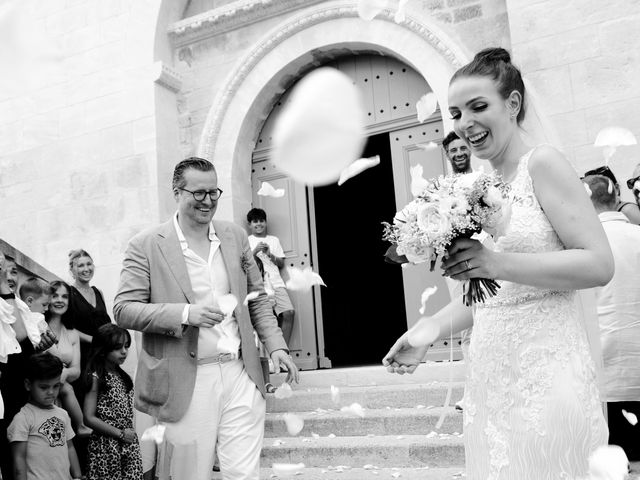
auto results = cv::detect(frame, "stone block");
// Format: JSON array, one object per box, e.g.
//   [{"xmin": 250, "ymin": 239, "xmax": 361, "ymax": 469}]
[
  {"xmin": 59, "ymin": 103, "xmax": 87, "ymax": 138},
  {"xmin": 526, "ymin": 65, "xmax": 574, "ymax": 115},
  {"xmin": 22, "ymin": 112, "xmax": 60, "ymax": 150},
  {"xmin": 582, "ymin": 97, "xmax": 640, "ymax": 147},
  {"xmin": 570, "ymin": 56, "xmax": 640, "ymax": 108},
  {"xmin": 113, "ymin": 154, "xmax": 149, "ymax": 189},
  {"xmin": 446, "ymin": 0, "xmax": 475, "ymax": 6},
  {"xmin": 100, "ymin": 14, "xmax": 129, "ymax": 44},
  {"xmin": 598, "ymin": 15, "xmax": 640, "ymax": 60},
  {"xmin": 62, "ymin": 25, "xmax": 101, "ymax": 55},
  {"xmin": 548, "ymin": 110, "xmax": 589, "ymax": 149},
  {"xmin": 453, "ymin": 4, "xmax": 482, "ymax": 22},
  {"xmin": 99, "ymin": 123, "xmax": 135, "ymax": 162},
  {"xmin": 84, "ymin": 92, "xmax": 128, "ymax": 131},
  {"xmin": 45, "ymin": 4, "xmax": 88, "ymax": 36},
  {"xmin": 422, "ymin": 0, "xmax": 445, "ymax": 11}
]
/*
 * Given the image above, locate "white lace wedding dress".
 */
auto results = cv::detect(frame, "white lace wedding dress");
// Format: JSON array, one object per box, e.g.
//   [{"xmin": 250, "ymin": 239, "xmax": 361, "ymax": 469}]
[{"xmin": 464, "ymin": 149, "xmax": 608, "ymax": 479}]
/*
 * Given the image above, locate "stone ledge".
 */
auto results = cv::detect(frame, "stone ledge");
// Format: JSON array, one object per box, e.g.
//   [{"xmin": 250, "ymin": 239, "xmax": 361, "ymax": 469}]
[{"xmin": 0, "ymin": 238, "xmax": 61, "ymax": 283}]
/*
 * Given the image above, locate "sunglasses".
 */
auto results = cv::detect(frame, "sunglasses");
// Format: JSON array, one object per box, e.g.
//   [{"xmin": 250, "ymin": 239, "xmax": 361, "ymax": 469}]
[
  {"xmin": 583, "ymin": 166, "xmax": 618, "ymax": 185},
  {"xmin": 626, "ymin": 176, "xmax": 640, "ymax": 190}
]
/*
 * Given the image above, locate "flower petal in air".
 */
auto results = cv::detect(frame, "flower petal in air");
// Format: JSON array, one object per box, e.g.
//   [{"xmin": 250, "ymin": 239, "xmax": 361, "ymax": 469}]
[
  {"xmin": 341, "ymin": 402, "xmax": 365, "ymax": 418},
  {"xmin": 330, "ymin": 385, "xmax": 340, "ymax": 404},
  {"xmin": 283, "ymin": 413, "xmax": 304, "ymax": 436},
  {"xmin": 272, "ymin": 68, "xmax": 366, "ymax": 185},
  {"xmin": 410, "ymin": 164, "xmax": 429, "ymax": 197},
  {"xmin": 285, "ymin": 267, "xmax": 326, "ymax": 292},
  {"xmin": 140, "ymin": 424, "xmax": 166, "ymax": 444},
  {"xmin": 357, "ymin": 0, "xmax": 390, "ymax": 21},
  {"xmin": 418, "ymin": 286, "xmax": 438, "ymax": 315},
  {"xmin": 416, "ymin": 93, "xmax": 438, "ymax": 123},
  {"xmin": 587, "ymin": 445, "xmax": 628, "ymax": 480},
  {"xmin": 272, "ymin": 463, "xmax": 305, "ymax": 477},
  {"xmin": 258, "ymin": 181, "xmax": 285, "ymax": 198},
  {"xmin": 217, "ymin": 294, "xmax": 238, "ymax": 317},
  {"xmin": 243, "ymin": 291, "xmax": 261, "ymax": 306},
  {"xmin": 394, "ymin": 0, "xmax": 410, "ymax": 23},
  {"xmin": 583, "ymin": 183, "xmax": 592, "ymax": 197},
  {"xmin": 416, "ymin": 142, "xmax": 438, "ymax": 151},
  {"xmin": 621, "ymin": 409, "xmax": 638, "ymax": 426},
  {"xmin": 274, "ymin": 382, "xmax": 293, "ymax": 399},
  {"xmin": 338, "ymin": 156, "xmax": 380, "ymax": 186}
]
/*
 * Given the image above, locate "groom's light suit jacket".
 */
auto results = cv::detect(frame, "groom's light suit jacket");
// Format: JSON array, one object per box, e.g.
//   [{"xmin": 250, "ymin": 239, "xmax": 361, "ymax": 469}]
[{"xmin": 114, "ymin": 219, "xmax": 288, "ymax": 422}]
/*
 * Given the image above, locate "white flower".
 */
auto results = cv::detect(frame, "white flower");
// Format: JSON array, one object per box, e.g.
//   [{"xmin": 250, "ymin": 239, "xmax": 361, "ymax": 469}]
[
  {"xmin": 483, "ymin": 186, "xmax": 503, "ymax": 208},
  {"xmin": 416, "ymin": 203, "xmax": 451, "ymax": 239},
  {"xmin": 455, "ymin": 171, "xmax": 482, "ymax": 190},
  {"xmin": 587, "ymin": 445, "xmax": 628, "ymax": 480},
  {"xmin": 484, "ymin": 202, "xmax": 512, "ymax": 240}
]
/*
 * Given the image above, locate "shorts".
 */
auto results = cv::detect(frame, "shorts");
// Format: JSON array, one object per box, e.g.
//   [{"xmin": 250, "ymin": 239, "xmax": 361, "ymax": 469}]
[{"xmin": 273, "ymin": 287, "xmax": 294, "ymax": 317}]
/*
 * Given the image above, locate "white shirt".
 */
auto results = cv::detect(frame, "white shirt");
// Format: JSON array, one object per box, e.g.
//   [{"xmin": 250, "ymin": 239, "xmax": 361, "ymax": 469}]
[
  {"xmin": 174, "ymin": 213, "xmax": 240, "ymax": 358},
  {"xmin": 596, "ymin": 211, "xmax": 640, "ymax": 401},
  {"xmin": 248, "ymin": 234, "xmax": 286, "ymax": 289}
]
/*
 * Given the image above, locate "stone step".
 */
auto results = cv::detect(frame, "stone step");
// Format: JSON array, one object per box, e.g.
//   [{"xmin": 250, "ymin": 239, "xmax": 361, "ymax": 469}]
[
  {"xmin": 265, "ymin": 406, "xmax": 463, "ymax": 437},
  {"xmin": 267, "ymin": 383, "xmax": 465, "ymax": 413},
  {"xmin": 261, "ymin": 434, "xmax": 465, "ymax": 468},
  {"xmin": 224, "ymin": 466, "xmax": 467, "ymax": 480},
  {"xmin": 269, "ymin": 362, "xmax": 465, "ymax": 389}
]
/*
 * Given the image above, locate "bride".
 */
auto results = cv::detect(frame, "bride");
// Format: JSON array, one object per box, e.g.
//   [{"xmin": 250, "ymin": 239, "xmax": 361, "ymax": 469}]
[{"xmin": 383, "ymin": 48, "xmax": 613, "ymax": 479}]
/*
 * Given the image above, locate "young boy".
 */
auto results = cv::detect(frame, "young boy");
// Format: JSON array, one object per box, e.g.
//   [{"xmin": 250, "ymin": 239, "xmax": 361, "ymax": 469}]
[
  {"xmin": 7, "ymin": 352, "xmax": 82, "ymax": 480},
  {"xmin": 246, "ymin": 208, "xmax": 295, "ymax": 345},
  {"xmin": 17, "ymin": 278, "xmax": 50, "ymax": 346}
]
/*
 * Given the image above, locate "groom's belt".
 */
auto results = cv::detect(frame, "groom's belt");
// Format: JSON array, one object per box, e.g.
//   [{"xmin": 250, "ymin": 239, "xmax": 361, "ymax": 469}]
[{"xmin": 197, "ymin": 352, "xmax": 238, "ymax": 365}]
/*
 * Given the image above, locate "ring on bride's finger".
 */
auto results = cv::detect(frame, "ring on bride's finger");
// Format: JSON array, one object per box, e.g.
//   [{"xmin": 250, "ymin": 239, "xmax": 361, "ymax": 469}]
[{"xmin": 465, "ymin": 260, "xmax": 471, "ymax": 270}]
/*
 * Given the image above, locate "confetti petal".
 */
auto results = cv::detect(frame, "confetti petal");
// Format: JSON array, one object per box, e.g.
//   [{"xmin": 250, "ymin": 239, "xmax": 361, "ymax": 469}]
[
  {"xmin": 588, "ymin": 445, "xmax": 628, "ymax": 480},
  {"xmin": 340, "ymin": 402, "xmax": 365, "ymax": 418},
  {"xmin": 416, "ymin": 93, "xmax": 438, "ymax": 123},
  {"xmin": 418, "ymin": 286, "xmax": 438, "ymax": 315},
  {"xmin": 272, "ymin": 463, "xmax": 305, "ymax": 477},
  {"xmin": 584, "ymin": 183, "xmax": 592, "ymax": 196},
  {"xmin": 285, "ymin": 267, "xmax": 326, "ymax": 292},
  {"xmin": 391, "ymin": 473, "xmax": 402, "ymax": 479},
  {"xmin": 394, "ymin": 0, "xmax": 410, "ymax": 22},
  {"xmin": 327, "ymin": 433, "xmax": 336, "ymax": 438},
  {"xmin": 416, "ymin": 142, "xmax": 438, "ymax": 151},
  {"xmin": 258, "ymin": 181, "xmax": 286, "ymax": 198},
  {"xmin": 274, "ymin": 382, "xmax": 293, "ymax": 399},
  {"xmin": 410, "ymin": 164, "xmax": 429, "ymax": 197},
  {"xmin": 272, "ymin": 68, "xmax": 366, "ymax": 185},
  {"xmin": 243, "ymin": 291, "xmax": 261, "ymax": 305},
  {"xmin": 140, "ymin": 424, "xmax": 166, "ymax": 444},
  {"xmin": 357, "ymin": 0, "xmax": 391, "ymax": 21},
  {"xmin": 283, "ymin": 413, "xmax": 304, "ymax": 436},
  {"xmin": 407, "ymin": 317, "xmax": 440, "ymax": 347},
  {"xmin": 311, "ymin": 432, "xmax": 320, "ymax": 439},
  {"xmin": 330, "ymin": 385, "xmax": 340, "ymax": 404},
  {"xmin": 621, "ymin": 409, "xmax": 638, "ymax": 426},
  {"xmin": 217, "ymin": 294, "xmax": 238, "ymax": 318},
  {"xmin": 338, "ymin": 156, "xmax": 380, "ymax": 186}
]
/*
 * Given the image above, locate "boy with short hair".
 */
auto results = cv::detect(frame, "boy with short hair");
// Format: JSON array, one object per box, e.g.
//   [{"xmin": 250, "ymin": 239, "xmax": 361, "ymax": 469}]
[
  {"xmin": 246, "ymin": 208, "xmax": 295, "ymax": 345},
  {"xmin": 8, "ymin": 352, "xmax": 82, "ymax": 480},
  {"xmin": 17, "ymin": 278, "xmax": 50, "ymax": 348}
]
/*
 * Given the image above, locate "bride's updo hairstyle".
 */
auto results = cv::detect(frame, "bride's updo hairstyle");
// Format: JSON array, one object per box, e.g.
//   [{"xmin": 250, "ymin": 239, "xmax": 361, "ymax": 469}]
[{"xmin": 450, "ymin": 47, "xmax": 526, "ymax": 124}]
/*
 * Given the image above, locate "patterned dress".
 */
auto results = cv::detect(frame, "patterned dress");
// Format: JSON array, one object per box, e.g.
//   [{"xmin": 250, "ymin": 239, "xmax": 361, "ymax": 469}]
[
  {"xmin": 87, "ymin": 371, "xmax": 143, "ymax": 480},
  {"xmin": 463, "ymin": 149, "xmax": 608, "ymax": 479}
]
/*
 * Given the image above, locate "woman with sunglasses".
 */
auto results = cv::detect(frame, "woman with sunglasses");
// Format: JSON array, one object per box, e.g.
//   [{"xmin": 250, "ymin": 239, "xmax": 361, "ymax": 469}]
[
  {"xmin": 627, "ymin": 164, "xmax": 640, "ymax": 209},
  {"xmin": 584, "ymin": 165, "xmax": 640, "ymax": 225}
]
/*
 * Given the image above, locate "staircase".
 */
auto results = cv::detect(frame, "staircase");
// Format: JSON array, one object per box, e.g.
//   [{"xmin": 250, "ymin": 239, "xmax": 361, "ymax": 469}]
[{"xmin": 260, "ymin": 361, "xmax": 466, "ymax": 479}]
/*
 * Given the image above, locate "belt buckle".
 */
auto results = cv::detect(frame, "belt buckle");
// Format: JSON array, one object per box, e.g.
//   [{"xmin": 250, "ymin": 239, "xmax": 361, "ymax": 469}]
[{"xmin": 218, "ymin": 352, "xmax": 234, "ymax": 363}]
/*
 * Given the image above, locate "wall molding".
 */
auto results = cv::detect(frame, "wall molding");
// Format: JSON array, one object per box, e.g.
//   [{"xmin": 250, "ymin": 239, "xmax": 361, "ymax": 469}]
[{"xmin": 153, "ymin": 61, "xmax": 183, "ymax": 92}]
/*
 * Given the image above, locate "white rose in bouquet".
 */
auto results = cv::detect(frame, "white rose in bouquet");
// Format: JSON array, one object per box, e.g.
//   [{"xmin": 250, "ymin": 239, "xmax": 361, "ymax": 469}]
[
  {"xmin": 483, "ymin": 186, "xmax": 503, "ymax": 207},
  {"xmin": 455, "ymin": 171, "xmax": 482, "ymax": 190},
  {"xmin": 416, "ymin": 203, "xmax": 452, "ymax": 239}
]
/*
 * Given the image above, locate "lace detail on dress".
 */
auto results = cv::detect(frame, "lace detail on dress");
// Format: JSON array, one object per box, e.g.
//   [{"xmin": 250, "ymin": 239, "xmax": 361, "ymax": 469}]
[{"xmin": 463, "ymin": 149, "xmax": 607, "ymax": 480}]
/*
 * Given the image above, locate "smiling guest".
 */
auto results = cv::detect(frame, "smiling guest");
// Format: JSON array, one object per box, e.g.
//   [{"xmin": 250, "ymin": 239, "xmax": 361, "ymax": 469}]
[{"xmin": 442, "ymin": 131, "xmax": 472, "ymax": 174}]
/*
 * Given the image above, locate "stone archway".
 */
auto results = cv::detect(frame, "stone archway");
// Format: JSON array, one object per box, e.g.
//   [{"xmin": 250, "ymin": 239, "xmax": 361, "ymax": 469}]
[{"xmin": 195, "ymin": 1, "xmax": 468, "ymax": 223}]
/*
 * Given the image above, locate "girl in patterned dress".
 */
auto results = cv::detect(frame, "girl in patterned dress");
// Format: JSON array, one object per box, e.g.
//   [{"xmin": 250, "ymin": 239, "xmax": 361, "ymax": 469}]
[{"xmin": 83, "ymin": 324, "xmax": 142, "ymax": 479}]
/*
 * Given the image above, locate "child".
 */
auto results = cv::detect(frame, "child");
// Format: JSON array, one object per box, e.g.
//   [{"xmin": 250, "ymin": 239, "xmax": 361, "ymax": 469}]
[
  {"xmin": 246, "ymin": 208, "xmax": 296, "ymax": 345},
  {"xmin": 45, "ymin": 280, "xmax": 91, "ymax": 436},
  {"xmin": 83, "ymin": 323, "xmax": 143, "ymax": 480},
  {"xmin": 7, "ymin": 352, "xmax": 82, "ymax": 480},
  {"xmin": 17, "ymin": 278, "xmax": 50, "ymax": 347}
]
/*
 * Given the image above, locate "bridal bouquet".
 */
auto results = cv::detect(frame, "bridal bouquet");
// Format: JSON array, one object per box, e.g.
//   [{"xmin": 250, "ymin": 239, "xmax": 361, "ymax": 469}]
[{"xmin": 382, "ymin": 171, "xmax": 511, "ymax": 305}]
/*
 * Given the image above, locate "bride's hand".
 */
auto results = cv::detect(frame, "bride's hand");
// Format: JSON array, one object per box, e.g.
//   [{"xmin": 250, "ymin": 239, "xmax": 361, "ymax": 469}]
[
  {"xmin": 382, "ymin": 333, "xmax": 429, "ymax": 375},
  {"xmin": 442, "ymin": 237, "xmax": 498, "ymax": 281}
]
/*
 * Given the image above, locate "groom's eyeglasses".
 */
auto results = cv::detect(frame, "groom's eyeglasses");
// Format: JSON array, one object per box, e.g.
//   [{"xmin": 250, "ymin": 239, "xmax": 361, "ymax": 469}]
[
  {"xmin": 179, "ymin": 187, "xmax": 223, "ymax": 201},
  {"xmin": 626, "ymin": 176, "xmax": 640, "ymax": 190}
]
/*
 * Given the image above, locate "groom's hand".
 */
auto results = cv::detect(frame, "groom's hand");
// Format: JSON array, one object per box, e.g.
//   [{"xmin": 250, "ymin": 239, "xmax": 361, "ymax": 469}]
[
  {"xmin": 382, "ymin": 333, "xmax": 428, "ymax": 375},
  {"xmin": 188, "ymin": 306, "xmax": 225, "ymax": 328},
  {"xmin": 271, "ymin": 350, "xmax": 300, "ymax": 384}
]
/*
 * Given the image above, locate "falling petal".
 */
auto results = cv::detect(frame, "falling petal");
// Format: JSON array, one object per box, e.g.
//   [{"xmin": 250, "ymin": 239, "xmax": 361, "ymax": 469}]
[
  {"xmin": 330, "ymin": 385, "xmax": 340, "ymax": 404},
  {"xmin": 272, "ymin": 68, "xmax": 366, "ymax": 185},
  {"xmin": 338, "ymin": 156, "xmax": 380, "ymax": 186},
  {"xmin": 394, "ymin": 0, "xmax": 410, "ymax": 22},
  {"xmin": 594, "ymin": 126, "xmax": 638, "ymax": 147},
  {"xmin": 302, "ymin": 438, "xmax": 311, "ymax": 443},
  {"xmin": 140, "ymin": 424, "xmax": 166, "ymax": 444},
  {"xmin": 416, "ymin": 93, "xmax": 438, "ymax": 123},
  {"xmin": 274, "ymin": 382, "xmax": 293, "ymax": 399},
  {"xmin": 416, "ymin": 405, "xmax": 425, "ymax": 409},
  {"xmin": 621, "ymin": 409, "xmax": 638, "ymax": 426},
  {"xmin": 391, "ymin": 473, "xmax": 402, "ymax": 479},
  {"xmin": 410, "ymin": 164, "xmax": 429, "ymax": 197},
  {"xmin": 243, "ymin": 291, "xmax": 261, "ymax": 305},
  {"xmin": 340, "ymin": 402, "xmax": 365, "ymax": 418},
  {"xmin": 418, "ymin": 286, "xmax": 438, "ymax": 315},
  {"xmin": 327, "ymin": 433, "xmax": 336, "ymax": 438},
  {"xmin": 217, "ymin": 294, "xmax": 238, "ymax": 317},
  {"xmin": 311, "ymin": 432, "xmax": 320, "ymax": 439},
  {"xmin": 416, "ymin": 142, "xmax": 438, "ymax": 151},
  {"xmin": 258, "ymin": 181, "xmax": 286, "ymax": 198},
  {"xmin": 357, "ymin": 0, "xmax": 390, "ymax": 21},
  {"xmin": 607, "ymin": 179, "xmax": 614, "ymax": 194},
  {"xmin": 584, "ymin": 183, "xmax": 592, "ymax": 197},
  {"xmin": 285, "ymin": 267, "xmax": 326, "ymax": 292},
  {"xmin": 407, "ymin": 317, "xmax": 440, "ymax": 347},
  {"xmin": 283, "ymin": 413, "xmax": 304, "ymax": 436},
  {"xmin": 364, "ymin": 465, "xmax": 375, "ymax": 470},
  {"xmin": 272, "ymin": 463, "xmax": 305, "ymax": 477},
  {"xmin": 396, "ymin": 435, "xmax": 403, "ymax": 439},
  {"xmin": 587, "ymin": 445, "xmax": 628, "ymax": 480}
]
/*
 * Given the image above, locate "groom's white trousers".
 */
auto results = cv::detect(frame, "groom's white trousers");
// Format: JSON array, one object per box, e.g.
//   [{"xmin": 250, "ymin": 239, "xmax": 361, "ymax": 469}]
[{"xmin": 162, "ymin": 359, "xmax": 266, "ymax": 480}]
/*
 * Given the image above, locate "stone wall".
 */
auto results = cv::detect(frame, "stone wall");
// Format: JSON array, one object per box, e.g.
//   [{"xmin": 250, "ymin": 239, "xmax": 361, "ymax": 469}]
[{"xmin": 507, "ymin": 0, "xmax": 640, "ymax": 203}]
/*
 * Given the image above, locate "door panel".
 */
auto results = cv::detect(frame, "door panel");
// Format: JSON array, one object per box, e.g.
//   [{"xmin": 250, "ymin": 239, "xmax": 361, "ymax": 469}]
[
  {"xmin": 389, "ymin": 122, "xmax": 463, "ymax": 361},
  {"xmin": 251, "ymin": 160, "xmax": 319, "ymax": 370}
]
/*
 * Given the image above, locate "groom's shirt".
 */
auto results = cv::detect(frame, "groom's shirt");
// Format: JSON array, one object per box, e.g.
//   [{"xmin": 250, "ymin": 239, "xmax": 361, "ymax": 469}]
[{"xmin": 173, "ymin": 213, "xmax": 241, "ymax": 358}]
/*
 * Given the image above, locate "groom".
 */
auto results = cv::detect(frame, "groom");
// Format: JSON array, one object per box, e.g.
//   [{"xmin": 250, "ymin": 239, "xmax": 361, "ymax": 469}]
[{"xmin": 114, "ymin": 157, "xmax": 298, "ymax": 480}]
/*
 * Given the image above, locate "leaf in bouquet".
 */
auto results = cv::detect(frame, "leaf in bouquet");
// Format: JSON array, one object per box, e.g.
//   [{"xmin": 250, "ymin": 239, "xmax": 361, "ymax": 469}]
[
  {"xmin": 418, "ymin": 286, "xmax": 438, "ymax": 314},
  {"xmin": 383, "ymin": 245, "xmax": 409, "ymax": 265},
  {"xmin": 416, "ymin": 92, "xmax": 438, "ymax": 123},
  {"xmin": 410, "ymin": 164, "xmax": 429, "ymax": 197},
  {"xmin": 257, "ymin": 181, "xmax": 285, "ymax": 198},
  {"xmin": 337, "ymin": 155, "xmax": 380, "ymax": 185}
]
